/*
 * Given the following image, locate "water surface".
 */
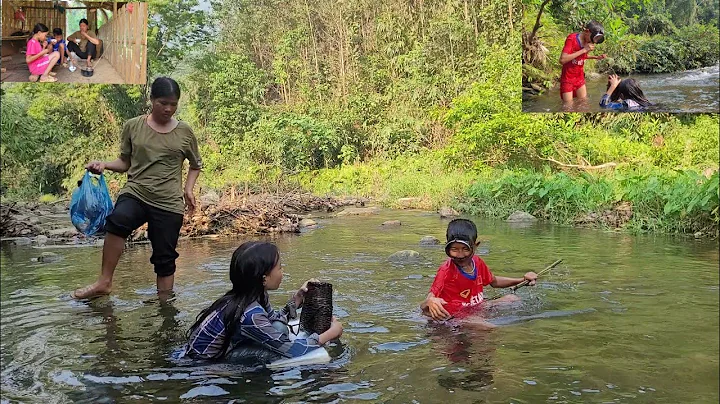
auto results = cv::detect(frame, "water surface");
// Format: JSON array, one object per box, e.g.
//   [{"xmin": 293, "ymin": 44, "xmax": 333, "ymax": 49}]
[
  {"xmin": 523, "ymin": 64, "xmax": 720, "ymax": 113},
  {"xmin": 1, "ymin": 210, "xmax": 718, "ymax": 403}
]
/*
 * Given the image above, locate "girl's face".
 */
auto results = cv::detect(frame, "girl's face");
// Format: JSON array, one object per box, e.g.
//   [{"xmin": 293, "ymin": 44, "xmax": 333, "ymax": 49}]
[
  {"xmin": 37, "ymin": 31, "xmax": 48, "ymax": 41},
  {"xmin": 151, "ymin": 96, "xmax": 179, "ymax": 123},
  {"xmin": 263, "ymin": 256, "xmax": 283, "ymax": 290}
]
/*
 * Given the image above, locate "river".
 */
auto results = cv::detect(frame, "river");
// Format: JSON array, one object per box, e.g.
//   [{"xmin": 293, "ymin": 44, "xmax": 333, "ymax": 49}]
[
  {"xmin": 1, "ymin": 209, "xmax": 718, "ymax": 403},
  {"xmin": 523, "ymin": 64, "xmax": 720, "ymax": 113}
]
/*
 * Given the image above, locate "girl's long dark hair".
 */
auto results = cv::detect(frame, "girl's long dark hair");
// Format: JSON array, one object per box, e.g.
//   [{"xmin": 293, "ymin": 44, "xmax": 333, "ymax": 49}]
[
  {"xmin": 29, "ymin": 23, "xmax": 49, "ymax": 42},
  {"xmin": 610, "ymin": 78, "xmax": 651, "ymax": 107},
  {"xmin": 187, "ymin": 241, "xmax": 280, "ymax": 359}
]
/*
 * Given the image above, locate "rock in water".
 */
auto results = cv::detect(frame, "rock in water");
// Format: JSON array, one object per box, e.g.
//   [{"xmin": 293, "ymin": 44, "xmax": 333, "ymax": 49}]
[
  {"xmin": 35, "ymin": 235, "xmax": 49, "ymax": 246},
  {"xmin": 336, "ymin": 207, "xmax": 381, "ymax": 216},
  {"xmin": 388, "ymin": 250, "xmax": 422, "ymax": 264},
  {"xmin": 38, "ymin": 251, "xmax": 62, "ymax": 263},
  {"xmin": 506, "ymin": 211, "xmax": 537, "ymax": 222},
  {"xmin": 439, "ymin": 207, "xmax": 459, "ymax": 218},
  {"xmin": 12, "ymin": 237, "xmax": 32, "ymax": 246},
  {"xmin": 419, "ymin": 236, "xmax": 440, "ymax": 246},
  {"xmin": 382, "ymin": 220, "xmax": 402, "ymax": 226},
  {"xmin": 299, "ymin": 218, "xmax": 317, "ymax": 228}
]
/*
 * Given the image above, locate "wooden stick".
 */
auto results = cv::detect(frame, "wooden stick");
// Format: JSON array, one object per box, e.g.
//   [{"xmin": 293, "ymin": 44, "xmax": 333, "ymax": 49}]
[{"xmin": 510, "ymin": 259, "xmax": 563, "ymax": 291}]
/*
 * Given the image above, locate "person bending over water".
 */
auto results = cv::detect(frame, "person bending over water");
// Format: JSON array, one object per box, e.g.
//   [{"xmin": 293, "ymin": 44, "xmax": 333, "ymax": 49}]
[
  {"xmin": 184, "ymin": 242, "xmax": 343, "ymax": 364},
  {"xmin": 420, "ymin": 219, "xmax": 538, "ymax": 326},
  {"xmin": 600, "ymin": 74, "xmax": 652, "ymax": 111},
  {"xmin": 71, "ymin": 77, "xmax": 202, "ymax": 300},
  {"xmin": 559, "ymin": 20, "xmax": 607, "ymax": 104}
]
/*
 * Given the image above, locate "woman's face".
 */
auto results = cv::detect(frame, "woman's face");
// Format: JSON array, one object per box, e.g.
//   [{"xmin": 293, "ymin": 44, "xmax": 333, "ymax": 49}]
[
  {"xmin": 264, "ymin": 256, "xmax": 283, "ymax": 290},
  {"xmin": 151, "ymin": 96, "xmax": 179, "ymax": 123}
]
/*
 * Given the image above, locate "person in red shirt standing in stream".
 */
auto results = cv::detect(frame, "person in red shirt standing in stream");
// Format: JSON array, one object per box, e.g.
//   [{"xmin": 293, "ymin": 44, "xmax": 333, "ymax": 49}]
[
  {"xmin": 559, "ymin": 21, "xmax": 607, "ymax": 104},
  {"xmin": 420, "ymin": 219, "xmax": 538, "ymax": 326}
]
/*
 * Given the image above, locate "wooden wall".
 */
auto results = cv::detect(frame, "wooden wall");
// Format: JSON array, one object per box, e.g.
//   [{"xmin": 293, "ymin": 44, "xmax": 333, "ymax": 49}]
[
  {"xmin": 97, "ymin": 2, "xmax": 147, "ymax": 84},
  {"xmin": 1, "ymin": 1, "xmax": 68, "ymax": 38}
]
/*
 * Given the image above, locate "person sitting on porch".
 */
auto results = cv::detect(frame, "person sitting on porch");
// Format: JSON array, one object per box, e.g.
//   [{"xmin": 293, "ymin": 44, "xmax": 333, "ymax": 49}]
[
  {"xmin": 26, "ymin": 23, "xmax": 60, "ymax": 83},
  {"xmin": 48, "ymin": 28, "xmax": 68, "ymax": 67},
  {"xmin": 67, "ymin": 18, "xmax": 102, "ymax": 68}
]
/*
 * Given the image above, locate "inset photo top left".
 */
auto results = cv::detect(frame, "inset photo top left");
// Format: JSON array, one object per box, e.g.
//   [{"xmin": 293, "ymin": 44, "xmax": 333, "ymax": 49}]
[{"xmin": 1, "ymin": 1, "xmax": 147, "ymax": 84}]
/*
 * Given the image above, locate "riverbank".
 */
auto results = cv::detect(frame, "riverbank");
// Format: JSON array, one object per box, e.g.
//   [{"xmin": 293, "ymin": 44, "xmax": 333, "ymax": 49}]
[{"xmin": 0, "ymin": 193, "xmax": 368, "ymax": 245}]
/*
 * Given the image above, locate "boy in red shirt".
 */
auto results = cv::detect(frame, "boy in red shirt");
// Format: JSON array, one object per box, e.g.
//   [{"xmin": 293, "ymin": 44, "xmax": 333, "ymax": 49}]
[
  {"xmin": 421, "ymin": 219, "xmax": 537, "ymax": 321},
  {"xmin": 559, "ymin": 21, "xmax": 607, "ymax": 103}
]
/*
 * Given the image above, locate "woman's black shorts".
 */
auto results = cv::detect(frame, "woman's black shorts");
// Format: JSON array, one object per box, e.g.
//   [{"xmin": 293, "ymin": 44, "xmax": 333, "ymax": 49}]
[{"xmin": 105, "ymin": 193, "xmax": 183, "ymax": 277}]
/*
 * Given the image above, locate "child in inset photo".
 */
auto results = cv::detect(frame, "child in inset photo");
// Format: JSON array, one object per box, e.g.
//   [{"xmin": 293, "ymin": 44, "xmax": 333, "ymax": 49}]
[
  {"xmin": 48, "ymin": 28, "xmax": 68, "ymax": 67},
  {"xmin": 559, "ymin": 21, "xmax": 607, "ymax": 103},
  {"xmin": 600, "ymin": 74, "xmax": 652, "ymax": 111}
]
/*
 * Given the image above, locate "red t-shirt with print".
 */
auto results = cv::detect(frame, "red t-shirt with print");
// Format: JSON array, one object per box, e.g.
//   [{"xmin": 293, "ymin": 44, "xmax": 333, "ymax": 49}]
[
  {"xmin": 560, "ymin": 33, "xmax": 587, "ymax": 85},
  {"xmin": 429, "ymin": 255, "xmax": 495, "ymax": 317}
]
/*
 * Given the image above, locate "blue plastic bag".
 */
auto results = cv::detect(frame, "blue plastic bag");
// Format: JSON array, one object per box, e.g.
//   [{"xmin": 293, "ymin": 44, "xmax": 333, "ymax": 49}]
[{"xmin": 70, "ymin": 171, "xmax": 114, "ymax": 236}]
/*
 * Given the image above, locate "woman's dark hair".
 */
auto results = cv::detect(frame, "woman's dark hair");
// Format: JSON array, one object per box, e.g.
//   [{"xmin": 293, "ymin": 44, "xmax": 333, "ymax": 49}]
[
  {"xmin": 150, "ymin": 76, "xmax": 181, "ymax": 100},
  {"xmin": 79, "ymin": 18, "xmax": 89, "ymax": 26},
  {"xmin": 29, "ymin": 23, "xmax": 49, "ymax": 42},
  {"xmin": 53, "ymin": 28, "xmax": 63, "ymax": 36},
  {"xmin": 585, "ymin": 20, "xmax": 605, "ymax": 44},
  {"xmin": 187, "ymin": 241, "xmax": 280, "ymax": 359},
  {"xmin": 610, "ymin": 78, "xmax": 651, "ymax": 107},
  {"xmin": 446, "ymin": 218, "xmax": 478, "ymax": 244}
]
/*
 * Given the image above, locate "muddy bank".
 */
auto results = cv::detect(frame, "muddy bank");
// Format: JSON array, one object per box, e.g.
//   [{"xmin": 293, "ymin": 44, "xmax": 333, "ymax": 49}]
[{"xmin": 0, "ymin": 193, "xmax": 368, "ymax": 244}]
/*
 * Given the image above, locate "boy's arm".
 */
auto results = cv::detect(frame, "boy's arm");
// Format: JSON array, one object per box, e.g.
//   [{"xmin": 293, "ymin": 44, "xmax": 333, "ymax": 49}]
[
  {"xmin": 559, "ymin": 48, "xmax": 588, "ymax": 64},
  {"xmin": 490, "ymin": 276, "xmax": 524, "ymax": 288}
]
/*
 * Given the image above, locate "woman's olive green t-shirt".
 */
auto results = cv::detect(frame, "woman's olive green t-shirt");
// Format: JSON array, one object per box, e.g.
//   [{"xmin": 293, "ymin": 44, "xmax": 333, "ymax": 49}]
[{"xmin": 118, "ymin": 115, "xmax": 203, "ymax": 215}]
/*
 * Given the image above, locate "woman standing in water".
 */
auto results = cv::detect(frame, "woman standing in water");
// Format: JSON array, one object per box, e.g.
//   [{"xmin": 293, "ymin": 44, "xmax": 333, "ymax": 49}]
[
  {"xmin": 559, "ymin": 21, "xmax": 607, "ymax": 104},
  {"xmin": 72, "ymin": 77, "xmax": 203, "ymax": 300}
]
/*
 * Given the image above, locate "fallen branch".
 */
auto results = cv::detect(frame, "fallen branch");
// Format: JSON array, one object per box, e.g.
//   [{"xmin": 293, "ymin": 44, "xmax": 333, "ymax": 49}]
[{"xmin": 544, "ymin": 157, "xmax": 618, "ymax": 170}]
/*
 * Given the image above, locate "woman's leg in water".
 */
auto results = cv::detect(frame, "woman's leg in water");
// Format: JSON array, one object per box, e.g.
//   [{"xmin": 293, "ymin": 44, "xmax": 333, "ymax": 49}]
[
  {"xmin": 72, "ymin": 194, "xmax": 147, "ymax": 299},
  {"xmin": 72, "ymin": 232, "xmax": 127, "ymax": 298},
  {"xmin": 146, "ymin": 204, "xmax": 183, "ymax": 296}
]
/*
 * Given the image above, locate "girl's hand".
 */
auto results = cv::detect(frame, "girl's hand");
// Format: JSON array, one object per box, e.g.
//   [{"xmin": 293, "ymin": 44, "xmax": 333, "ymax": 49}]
[
  {"xmin": 598, "ymin": 53, "xmax": 607, "ymax": 60},
  {"xmin": 319, "ymin": 316, "xmax": 344, "ymax": 343},
  {"xmin": 425, "ymin": 297, "xmax": 451, "ymax": 321},
  {"xmin": 523, "ymin": 272, "xmax": 538, "ymax": 286},
  {"xmin": 608, "ymin": 74, "xmax": 621, "ymax": 88},
  {"xmin": 85, "ymin": 161, "xmax": 105, "ymax": 174},
  {"xmin": 584, "ymin": 42, "xmax": 596, "ymax": 53},
  {"xmin": 184, "ymin": 188, "xmax": 196, "ymax": 215},
  {"xmin": 294, "ymin": 278, "xmax": 319, "ymax": 307}
]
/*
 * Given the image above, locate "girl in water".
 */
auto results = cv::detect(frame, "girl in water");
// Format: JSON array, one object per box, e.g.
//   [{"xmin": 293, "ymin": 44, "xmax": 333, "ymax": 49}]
[
  {"xmin": 26, "ymin": 23, "xmax": 60, "ymax": 82},
  {"xmin": 600, "ymin": 74, "xmax": 652, "ymax": 111},
  {"xmin": 559, "ymin": 20, "xmax": 607, "ymax": 103},
  {"xmin": 185, "ymin": 241, "xmax": 343, "ymax": 364}
]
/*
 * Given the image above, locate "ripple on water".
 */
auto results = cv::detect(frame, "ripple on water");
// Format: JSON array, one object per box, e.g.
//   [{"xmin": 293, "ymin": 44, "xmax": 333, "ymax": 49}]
[
  {"xmin": 179, "ymin": 385, "xmax": 229, "ymax": 399},
  {"xmin": 371, "ymin": 339, "xmax": 429, "ymax": 352}
]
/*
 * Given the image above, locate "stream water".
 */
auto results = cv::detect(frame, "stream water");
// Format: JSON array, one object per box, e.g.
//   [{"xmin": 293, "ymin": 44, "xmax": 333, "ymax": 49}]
[
  {"xmin": 523, "ymin": 64, "xmax": 720, "ymax": 113},
  {"xmin": 1, "ymin": 210, "xmax": 718, "ymax": 403}
]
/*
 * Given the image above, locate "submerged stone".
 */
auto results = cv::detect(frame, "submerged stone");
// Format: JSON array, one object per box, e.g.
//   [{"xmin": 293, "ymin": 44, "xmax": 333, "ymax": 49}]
[
  {"xmin": 388, "ymin": 250, "xmax": 422, "ymax": 264},
  {"xmin": 506, "ymin": 211, "xmax": 537, "ymax": 222}
]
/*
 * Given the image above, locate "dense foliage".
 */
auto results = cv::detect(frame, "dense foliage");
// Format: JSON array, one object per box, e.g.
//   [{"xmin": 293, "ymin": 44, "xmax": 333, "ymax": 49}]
[{"xmin": 1, "ymin": 0, "xmax": 718, "ymax": 235}]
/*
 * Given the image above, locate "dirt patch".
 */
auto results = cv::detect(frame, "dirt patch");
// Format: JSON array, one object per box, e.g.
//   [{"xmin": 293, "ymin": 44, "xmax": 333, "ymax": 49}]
[{"xmin": 573, "ymin": 202, "xmax": 634, "ymax": 229}]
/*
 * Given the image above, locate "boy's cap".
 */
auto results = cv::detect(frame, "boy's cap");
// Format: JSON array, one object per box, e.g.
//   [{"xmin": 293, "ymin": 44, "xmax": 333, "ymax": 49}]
[{"xmin": 445, "ymin": 239, "xmax": 473, "ymax": 255}]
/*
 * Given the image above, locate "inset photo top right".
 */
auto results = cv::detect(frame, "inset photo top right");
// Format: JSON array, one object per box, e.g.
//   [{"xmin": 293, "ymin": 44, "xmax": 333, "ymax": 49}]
[{"xmin": 522, "ymin": 0, "xmax": 719, "ymax": 113}]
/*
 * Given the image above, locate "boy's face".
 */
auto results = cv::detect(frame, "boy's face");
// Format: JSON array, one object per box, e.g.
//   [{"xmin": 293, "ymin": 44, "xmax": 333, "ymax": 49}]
[
  {"xmin": 447, "ymin": 242, "xmax": 474, "ymax": 264},
  {"xmin": 55, "ymin": 34, "xmax": 63, "ymax": 40}
]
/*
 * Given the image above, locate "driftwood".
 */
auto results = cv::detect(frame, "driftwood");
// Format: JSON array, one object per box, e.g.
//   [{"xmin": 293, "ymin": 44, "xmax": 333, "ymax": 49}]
[{"xmin": 543, "ymin": 157, "xmax": 618, "ymax": 171}]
